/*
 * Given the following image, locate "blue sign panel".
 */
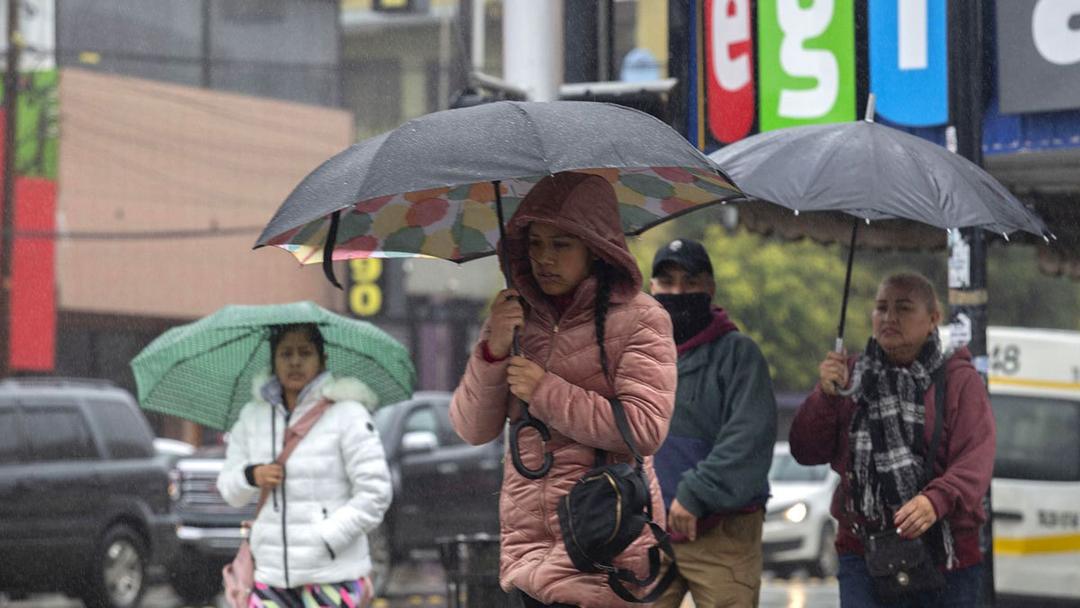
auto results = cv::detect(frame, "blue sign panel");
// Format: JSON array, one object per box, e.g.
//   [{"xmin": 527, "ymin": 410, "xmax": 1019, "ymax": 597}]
[{"xmin": 869, "ymin": 0, "xmax": 948, "ymax": 126}]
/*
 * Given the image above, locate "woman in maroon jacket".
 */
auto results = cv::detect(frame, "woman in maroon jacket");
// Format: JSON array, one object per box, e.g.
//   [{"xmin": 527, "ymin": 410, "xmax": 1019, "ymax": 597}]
[{"xmin": 789, "ymin": 272, "xmax": 995, "ymax": 607}]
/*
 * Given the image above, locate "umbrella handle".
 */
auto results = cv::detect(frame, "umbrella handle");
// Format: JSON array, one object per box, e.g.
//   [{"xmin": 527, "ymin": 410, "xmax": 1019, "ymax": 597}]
[
  {"xmin": 496, "ymin": 180, "xmax": 555, "ymax": 479},
  {"xmin": 835, "ymin": 372, "xmax": 861, "ymax": 397},
  {"xmin": 831, "ymin": 337, "xmax": 861, "ymax": 397},
  {"xmin": 509, "ymin": 408, "xmax": 554, "ymax": 480}
]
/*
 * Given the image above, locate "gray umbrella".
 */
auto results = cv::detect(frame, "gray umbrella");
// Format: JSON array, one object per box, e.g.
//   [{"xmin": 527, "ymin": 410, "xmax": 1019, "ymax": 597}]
[
  {"xmin": 709, "ymin": 103, "xmax": 1052, "ymax": 392},
  {"xmin": 255, "ymin": 100, "xmax": 740, "ymax": 275}
]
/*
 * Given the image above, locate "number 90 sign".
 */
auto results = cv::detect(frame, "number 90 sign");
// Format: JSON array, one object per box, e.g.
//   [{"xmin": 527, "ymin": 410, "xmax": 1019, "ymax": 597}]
[{"xmin": 348, "ymin": 259, "xmax": 383, "ymax": 317}]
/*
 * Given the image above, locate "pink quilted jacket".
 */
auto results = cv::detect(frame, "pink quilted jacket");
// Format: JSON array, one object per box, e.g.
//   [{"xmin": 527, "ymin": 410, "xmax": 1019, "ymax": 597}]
[{"xmin": 450, "ymin": 173, "xmax": 677, "ymax": 607}]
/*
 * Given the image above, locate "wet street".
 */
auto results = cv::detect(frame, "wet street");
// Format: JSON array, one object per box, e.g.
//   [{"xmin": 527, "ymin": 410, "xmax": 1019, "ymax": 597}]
[{"xmin": 0, "ymin": 561, "xmax": 838, "ymax": 608}]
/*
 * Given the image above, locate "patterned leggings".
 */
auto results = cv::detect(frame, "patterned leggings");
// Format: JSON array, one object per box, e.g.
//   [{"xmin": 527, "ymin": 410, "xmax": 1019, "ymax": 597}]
[{"xmin": 248, "ymin": 578, "xmax": 371, "ymax": 608}]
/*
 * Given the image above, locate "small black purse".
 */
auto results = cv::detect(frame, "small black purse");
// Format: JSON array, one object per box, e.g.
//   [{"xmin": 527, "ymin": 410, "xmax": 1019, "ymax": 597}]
[
  {"xmin": 859, "ymin": 368, "xmax": 947, "ymax": 603},
  {"xmin": 556, "ymin": 398, "xmax": 678, "ymax": 603},
  {"xmin": 863, "ymin": 528, "xmax": 946, "ymax": 603}
]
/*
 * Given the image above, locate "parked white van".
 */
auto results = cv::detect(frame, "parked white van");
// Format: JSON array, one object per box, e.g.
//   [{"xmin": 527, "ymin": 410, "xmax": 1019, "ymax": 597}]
[{"xmin": 939, "ymin": 326, "xmax": 1080, "ymax": 604}]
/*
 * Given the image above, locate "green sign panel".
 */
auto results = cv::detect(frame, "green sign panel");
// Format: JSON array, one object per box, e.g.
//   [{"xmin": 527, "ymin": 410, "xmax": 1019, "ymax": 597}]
[
  {"xmin": 0, "ymin": 70, "xmax": 59, "ymax": 180},
  {"xmin": 757, "ymin": 0, "xmax": 856, "ymax": 131}
]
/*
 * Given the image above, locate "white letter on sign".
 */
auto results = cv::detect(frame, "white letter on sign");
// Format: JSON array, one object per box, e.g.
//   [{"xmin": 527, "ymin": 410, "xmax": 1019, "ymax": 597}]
[
  {"xmin": 898, "ymin": 0, "xmax": 928, "ymax": 70},
  {"xmin": 1032, "ymin": 0, "xmax": 1080, "ymax": 65},
  {"xmin": 712, "ymin": 0, "xmax": 751, "ymax": 90},
  {"xmin": 777, "ymin": 0, "xmax": 838, "ymax": 118}
]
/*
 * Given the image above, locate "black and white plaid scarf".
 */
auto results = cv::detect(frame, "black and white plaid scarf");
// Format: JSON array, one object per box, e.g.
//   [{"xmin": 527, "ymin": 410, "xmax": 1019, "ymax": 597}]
[{"xmin": 849, "ymin": 332, "xmax": 956, "ymax": 567}]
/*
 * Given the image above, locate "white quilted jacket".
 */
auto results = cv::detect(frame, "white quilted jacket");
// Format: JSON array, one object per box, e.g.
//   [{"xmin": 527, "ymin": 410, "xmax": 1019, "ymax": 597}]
[{"xmin": 217, "ymin": 372, "xmax": 392, "ymax": 588}]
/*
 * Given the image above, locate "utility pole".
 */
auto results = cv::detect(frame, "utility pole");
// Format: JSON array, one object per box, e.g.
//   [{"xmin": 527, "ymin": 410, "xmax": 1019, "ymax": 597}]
[
  {"xmin": 0, "ymin": 0, "xmax": 21, "ymax": 378},
  {"xmin": 947, "ymin": 0, "xmax": 993, "ymax": 604}
]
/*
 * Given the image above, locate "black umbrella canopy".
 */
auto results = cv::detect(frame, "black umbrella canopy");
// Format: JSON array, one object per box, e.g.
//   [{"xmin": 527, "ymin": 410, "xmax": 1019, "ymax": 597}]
[
  {"xmin": 709, "ymin": 119, "xmax": 1052, "ymax": 243},
  {"xmin": 256, "ymin": 100, "xmax": 731, "ymax": 250}
]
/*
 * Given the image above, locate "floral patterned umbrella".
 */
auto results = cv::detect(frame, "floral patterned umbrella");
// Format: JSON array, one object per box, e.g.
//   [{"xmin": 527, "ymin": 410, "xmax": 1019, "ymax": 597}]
[{"xmin": 254, "ymin": 101, "xmax": 743, "ymax": 285}]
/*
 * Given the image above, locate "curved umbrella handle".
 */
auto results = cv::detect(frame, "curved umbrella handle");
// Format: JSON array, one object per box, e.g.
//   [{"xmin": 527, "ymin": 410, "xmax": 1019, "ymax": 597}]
[
  {"xmin": 835, "ymin": 371, "xmax": 861, "ymax": 397},
  {"xmin": 509, "ymin": 408, "xmax": 554, "ymax": 480}
]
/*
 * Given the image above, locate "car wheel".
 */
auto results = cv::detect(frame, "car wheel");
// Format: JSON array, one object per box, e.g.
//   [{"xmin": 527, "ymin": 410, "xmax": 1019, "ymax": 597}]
[
  {"xmin": 809, "ymin": 522, "xmax": 838, "ymax": 578},
  {"xmin": 82, "ymin": 524, "xmax": 148, "ymax": 608},
  {"xmin": 167, "ymin": 547, "xmax": 222, "ymax": 605},
  {"xmin": 368, "ymin": 525, "xmax": 393, "ymax": 597}
]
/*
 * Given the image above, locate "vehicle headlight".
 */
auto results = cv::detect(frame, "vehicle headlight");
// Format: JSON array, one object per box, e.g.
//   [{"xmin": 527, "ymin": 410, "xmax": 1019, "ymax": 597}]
[
  {"xmin": 783, "ymin": 502, "xmax": 809, "ymax": 523},
  {"xmin": 168, "ymin": 469, "xmax": 182, "ymax": 501}
]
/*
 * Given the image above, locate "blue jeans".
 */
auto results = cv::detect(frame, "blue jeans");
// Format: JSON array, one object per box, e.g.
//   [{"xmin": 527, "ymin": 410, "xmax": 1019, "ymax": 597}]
[{"xmin": 838, "ymin": 554, "xmax": 983, "ymax": 608}]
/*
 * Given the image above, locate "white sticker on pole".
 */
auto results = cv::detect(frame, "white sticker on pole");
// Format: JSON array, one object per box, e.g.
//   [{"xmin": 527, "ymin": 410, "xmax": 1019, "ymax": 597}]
[
  {"xmin": 948, "ymin": 230, "xmax": 970, "ymax": 288},
  {"xmin": 949, "ymin": 313, "xmax": 972, "ymax": 349}
]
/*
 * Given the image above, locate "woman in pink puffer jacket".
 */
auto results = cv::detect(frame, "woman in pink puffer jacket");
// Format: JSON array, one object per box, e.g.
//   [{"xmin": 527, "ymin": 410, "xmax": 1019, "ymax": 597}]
[{"xmin": 450, "ymin": 172, "xmax": 677, "ymax": 607}]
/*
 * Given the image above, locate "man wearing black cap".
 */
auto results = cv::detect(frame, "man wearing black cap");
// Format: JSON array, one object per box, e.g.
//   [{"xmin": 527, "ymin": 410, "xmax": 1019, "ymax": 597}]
[{"xmin": 649, "ymin": 238, "xmax": 777, "ymax": 607}]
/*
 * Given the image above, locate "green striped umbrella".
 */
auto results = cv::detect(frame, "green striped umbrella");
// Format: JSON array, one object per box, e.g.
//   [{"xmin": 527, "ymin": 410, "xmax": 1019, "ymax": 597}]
[{"xmin": 131, "ymin": 301, "xmax": 415, "ymax": 431}]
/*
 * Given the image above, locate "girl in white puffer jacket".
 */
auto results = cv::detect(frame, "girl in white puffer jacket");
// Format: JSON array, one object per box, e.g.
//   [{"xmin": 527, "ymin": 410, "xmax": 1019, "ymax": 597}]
[{"xmin": 217, "ymin": 323, "xmax": 392, "ymax": 608}]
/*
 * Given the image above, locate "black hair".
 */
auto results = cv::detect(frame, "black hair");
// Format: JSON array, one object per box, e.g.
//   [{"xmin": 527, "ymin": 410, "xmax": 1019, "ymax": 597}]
[
  {"xmin": 268, "ymin": 323, "xmax": 327, "ymax": 366},
  {"xmin": 593, "ymin": 260, "xmax": 615, "ymax": 381}
]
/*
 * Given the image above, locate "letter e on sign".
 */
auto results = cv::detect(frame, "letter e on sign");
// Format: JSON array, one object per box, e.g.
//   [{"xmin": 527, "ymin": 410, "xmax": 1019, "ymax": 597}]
[{"xmin": 706, "ymin": 0, "xmax": 755, "ymax": 143}]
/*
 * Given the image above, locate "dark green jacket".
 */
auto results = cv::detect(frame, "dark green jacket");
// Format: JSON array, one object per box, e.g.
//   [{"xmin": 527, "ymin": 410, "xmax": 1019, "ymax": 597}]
[{"xmin": 654, "ymin": 321, "xmax": 778, "ymax": 517}]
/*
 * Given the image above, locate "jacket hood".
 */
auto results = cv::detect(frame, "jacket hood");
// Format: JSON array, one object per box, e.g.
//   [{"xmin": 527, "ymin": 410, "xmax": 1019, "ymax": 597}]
[
  {"xmin": 501, "ymin": 172, "xmax": 642, "ymax": 308},
  {"xmin": 251, "ymin": 369, "xmax": 380, "ymax": 410}
]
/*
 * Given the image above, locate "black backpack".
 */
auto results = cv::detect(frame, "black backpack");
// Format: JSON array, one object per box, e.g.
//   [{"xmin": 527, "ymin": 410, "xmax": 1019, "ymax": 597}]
[{"xmin": 556, "ymin": 398, "xmax": 678, "ymax": 603}]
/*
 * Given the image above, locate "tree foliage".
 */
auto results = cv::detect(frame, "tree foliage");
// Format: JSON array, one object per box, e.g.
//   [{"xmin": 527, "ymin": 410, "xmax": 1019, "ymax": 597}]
[{"xmin": 629, "ymin": 217, "xmax": 877, "ymax": 392}]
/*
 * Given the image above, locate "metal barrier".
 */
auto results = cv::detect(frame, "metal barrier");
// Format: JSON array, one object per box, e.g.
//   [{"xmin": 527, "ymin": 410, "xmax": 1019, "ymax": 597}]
[{"xmin": 436, "ymin": 533, "xmax": 514, "ymax": 608}]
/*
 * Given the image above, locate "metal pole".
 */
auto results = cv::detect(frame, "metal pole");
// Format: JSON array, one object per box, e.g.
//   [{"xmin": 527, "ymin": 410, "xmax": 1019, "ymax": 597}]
[
  {"xmin": 503, "ymin": 0, "xmax": 563, "ymax": 101},
  {"xmin": 438, "ymin": 14, "xmax": 451, "ymax": 110},
  {"xmin": 0, "ymin": 0, "xmax": 20, "ymax": 377},
  {"xmin": 947, "ymin": 0, "xmax": 993, "ymax": 604},
  {"xmin": 563, "ymin": 0, "xmax": 598, "ymax": 84},
  {"xmin": 836, "ymin": 218, "xmax": 860, "ymax": 350},
  {"xmin": 470, "ymin": 0, "xmax": 485, "ymax": 73},
  {"xmin": 201, "ymin": 0, "xmax": 212, "ymax": 88}
]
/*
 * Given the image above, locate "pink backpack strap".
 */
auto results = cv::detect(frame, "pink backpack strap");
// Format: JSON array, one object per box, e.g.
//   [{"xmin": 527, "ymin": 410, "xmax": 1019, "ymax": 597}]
[{"xmin": 253, "ymin": 397, "xmax": 334, "ymax": 515}]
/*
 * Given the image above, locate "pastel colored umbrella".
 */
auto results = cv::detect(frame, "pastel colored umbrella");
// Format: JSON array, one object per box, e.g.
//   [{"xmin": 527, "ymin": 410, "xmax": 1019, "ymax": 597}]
[
  {"xmin": 254, "ymin": 100, "xmax": 743, "ymax": 285},
  {"xmin": 130, "ymin": 301, "xmax": 415, "ymax": 431}
]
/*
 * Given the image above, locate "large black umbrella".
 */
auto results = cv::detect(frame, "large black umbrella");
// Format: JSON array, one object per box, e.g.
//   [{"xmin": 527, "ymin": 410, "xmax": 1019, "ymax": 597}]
[
  {"xmin": 256, "ymin": 100, "xmax": 743, "ymax": 478},
  {"xmin": 709, "ymin": 101, "xmax": 1052, "ymax": 391}
]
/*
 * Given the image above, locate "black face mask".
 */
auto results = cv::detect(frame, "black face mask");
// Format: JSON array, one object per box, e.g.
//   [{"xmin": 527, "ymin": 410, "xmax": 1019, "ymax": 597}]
[{"xmin": 654, "ymin": 292, "xmax": 713, "ymax": 344}]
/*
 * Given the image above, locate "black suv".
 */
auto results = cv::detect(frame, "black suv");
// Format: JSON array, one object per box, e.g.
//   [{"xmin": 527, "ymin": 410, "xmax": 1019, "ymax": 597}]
[
  {"xmin": 166, "ymin": 391, "xmax": 502, "ymax": 601},
  {"xmin": 0, "ymin": 377, "xmax": 179, "ymax": 608}
]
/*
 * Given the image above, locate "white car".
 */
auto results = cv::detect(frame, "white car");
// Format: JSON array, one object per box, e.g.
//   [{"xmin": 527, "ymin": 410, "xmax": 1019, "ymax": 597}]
[{"xmin": 763, "ymin": 442, "xmax": 840, "ymax": 577}]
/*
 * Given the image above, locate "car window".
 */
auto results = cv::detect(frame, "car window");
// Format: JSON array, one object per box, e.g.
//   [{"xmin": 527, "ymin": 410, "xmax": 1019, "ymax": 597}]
[
  {"xmin": 23, "ymin": 408, "xmax": 98, "ymax": 462},
  {"xmin": 373, "ymin": 405, "xmax": 395, "ymax": 438},
  {"xmin": 0, "ymin": 410, "xmax": 23, "ymax": 464},
  {"xmin": 434, "ymin": 402, "xmax": 464, "ymax": 447},
  {"xmin": 992, "ymin": 395, "xmax": 1080, "ymax": 482},
  {"xmin": 403, "ymin": 406, "xmax": 439, "ymax": 446},
  {"xmin": 769, "ymin": 451, "xmax": 829, "ymax": 482},
  {"xmin": 87, "ymin": 398, "xmax": 154, "ymax": 459}
]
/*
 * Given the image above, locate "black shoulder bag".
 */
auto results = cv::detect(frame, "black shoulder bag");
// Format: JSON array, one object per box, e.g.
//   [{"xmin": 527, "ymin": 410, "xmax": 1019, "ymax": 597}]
[
  {"xmin": 556, "ymin": 398, "xmax": 678, "ymax": 603},
  {"xmin": 860, "ymin": 367, "xmax": 947, "ymax": 604}
]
